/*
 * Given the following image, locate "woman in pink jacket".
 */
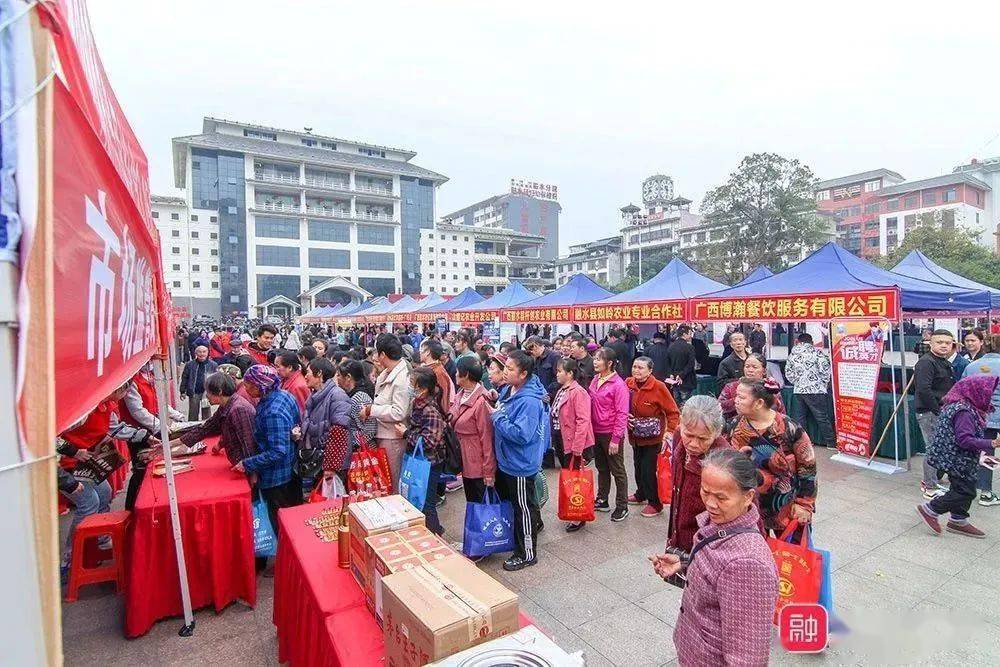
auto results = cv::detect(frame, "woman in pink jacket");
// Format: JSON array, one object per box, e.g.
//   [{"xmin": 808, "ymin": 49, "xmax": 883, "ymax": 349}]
[
  {"xmin": 451, "ymin": 356, "xmax": 497, "ymax": 503},
  {"xmin": 589, "ymin": 347, "xmax": 631, "ymax": 522},
  {"xmin": 552, "ymin": 357, "xmax": 595, "ymax": 533}
]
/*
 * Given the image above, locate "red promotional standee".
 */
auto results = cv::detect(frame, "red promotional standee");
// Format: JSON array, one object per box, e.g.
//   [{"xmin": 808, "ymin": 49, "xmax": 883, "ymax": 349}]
[
  {"xmin": 830, "ymin": 319, "xmax": 887, "ymax": 458},
  {"xmin": 51, "ymin": 81, "xmax": 160, "ymax": 432}
]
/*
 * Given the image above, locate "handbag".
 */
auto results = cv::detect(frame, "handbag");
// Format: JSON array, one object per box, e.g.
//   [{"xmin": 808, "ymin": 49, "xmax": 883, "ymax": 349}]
[
  {"xmin": 438, "ymin": 404, "xmax": 463, "ymax": 475},
  {"xmin": 662, "ymin": 526, "xmax": 760, "ymax": 588},
  {"xmin": 295, "ymin": 446, "xmax": 323, "ymax": 479},
  {"xmin": 656, "ymin": 446, "xmax": 672, "ymax": 506},
  {"xmin": 347, "ymin": 433, "xmax": 391, "ymax": 501},
  {"xmin": 534, "ymin": 470, "xmax": 549, "ymax": 508},
  {"xmin": 323, "ymin": 425, "xmax": 351, "ymax": 473},
  {"xmin": 252, "ymin": 491, "xmax": 278, "ymax": 558},
  {"xmin": 399, "ymin": 437, "xmax": 432, "ymax": 510},
  {"xmin": 632, "ymin": 416, "xmax": 662, "ymax": 439},
  {"xmin": 309, "ymin": 475, "xmax": 347, "ymax": 503},
  {"xmin": 768, "ymin": 520, "xmax": 823, "ymax": 624},
  {"xmin": 462, "ymin": 488, "xmax": 516, "ymax": 558},
  {"xmin": 557, "ymin": 455, "xmax": 596, "ymax": 522}
]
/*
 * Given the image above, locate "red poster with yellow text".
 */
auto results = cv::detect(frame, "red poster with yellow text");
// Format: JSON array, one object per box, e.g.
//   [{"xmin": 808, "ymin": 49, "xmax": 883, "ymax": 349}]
[{"xmin": 830, "ymin": 320, "xmax": 887, "ymax": 457}]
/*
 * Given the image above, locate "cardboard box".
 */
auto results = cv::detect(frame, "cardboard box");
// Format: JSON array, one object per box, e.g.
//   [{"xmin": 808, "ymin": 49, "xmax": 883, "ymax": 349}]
[
  {"xmin": 381, "ymin": 554, "xmax": 519, "ymax": 667},
  {"xmin": 367, "ymin": 525, "xmax": 456, "ymax": 623},
  {"xmin": 347, "ymin": 495, "xmax": 425, "ymax": 596}
]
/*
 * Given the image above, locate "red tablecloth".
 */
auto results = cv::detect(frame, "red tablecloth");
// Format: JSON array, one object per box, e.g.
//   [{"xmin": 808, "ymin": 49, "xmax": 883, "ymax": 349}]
[
  {"xmin": 273, "ymin": 501, "xmax": 535, "ymax": 667},
  {"xmin": 124, "ymin": 439, "xmax": 256, "ymax": 637}
]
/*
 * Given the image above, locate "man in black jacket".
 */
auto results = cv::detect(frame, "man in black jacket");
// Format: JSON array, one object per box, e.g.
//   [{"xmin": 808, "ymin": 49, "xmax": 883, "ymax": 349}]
[
  {"xmin": 606, "ymin": 328, "xmax": 634, "ymax": 379},
  {"xmin": 716, "ymin": 332, "xmax": 749, "ymax": 388},
  {"xmin": 568, "ymin": 335, "xmax": 596, "ymax": 389},
  {"xmin": 645, "ymin": 331, "xmax": 671, "ymax": 381},
  {"xmin": 665, "ymin": 325, "xmax": 698, "ymax": 405},
  {"xmin": 914, "ymin": 329, "xmax": 956, "ymax": 499},
  {"xmin": 525, "ymin": 336, "xmax": 561, "ymax": 399}
]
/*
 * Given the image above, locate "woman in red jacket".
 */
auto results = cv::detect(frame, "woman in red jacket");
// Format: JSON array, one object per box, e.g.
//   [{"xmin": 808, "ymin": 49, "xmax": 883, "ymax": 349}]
[
  {"xmin": 451, "ymin": 356, "xmax": 496, "ymax": 504},
  {"xmin": 552, "ymin": 357, "xmax": 595, "ymax": 533},
  {"xmin": 626, "ymin": 357, "xmax": 680, "ymax": 517}
]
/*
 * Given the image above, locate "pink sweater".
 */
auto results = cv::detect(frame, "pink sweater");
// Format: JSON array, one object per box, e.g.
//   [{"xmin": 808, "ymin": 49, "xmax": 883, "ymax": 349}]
[
  {"xmin": 673, "ymin": 506, "xmax": 777, "ymax": 667},
  {"xmin": 450, "ymin": 384, "xmax": 496, "ymax": 480},
  {"xmin": 555, "ymin": 381, "xmax": 595, "ymax": 456},
  {"xmin": 588, "ymin": 372, "xmax": 629, "ymax": 445}
]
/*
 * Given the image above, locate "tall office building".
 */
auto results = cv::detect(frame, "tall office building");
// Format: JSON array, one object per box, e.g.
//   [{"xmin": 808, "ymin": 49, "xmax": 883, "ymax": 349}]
[
  {"xmin": 166, "ymin": 118, "xmax": 447, "ymax": 318},
  {"xmin": 442, "ymin": 179, "xmax": 561, "ymax": 261}
]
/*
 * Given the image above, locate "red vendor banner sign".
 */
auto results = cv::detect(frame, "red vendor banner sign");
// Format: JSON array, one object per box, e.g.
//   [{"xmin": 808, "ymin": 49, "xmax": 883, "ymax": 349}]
[
  {"xmin": 572, "ymin": 300, "xmax": 686, "ymax": 323},
  {"xmin": 830, "ymin": 319, "xmax": 888, "ymax": 458},
  {"xmin": 51, "ymin": 80, "xmax": 161, "ymax": 432},
  {"xmin": 451, "ymin": 310, "xmax": 499, "ymax": 324},
  {"xmin": 690, "ymin": 289, "xmax": 899, "ymax": 323}
]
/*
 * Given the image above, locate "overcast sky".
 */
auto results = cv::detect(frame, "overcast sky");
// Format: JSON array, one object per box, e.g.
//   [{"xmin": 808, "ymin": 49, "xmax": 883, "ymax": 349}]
[{"xmin": 89, "ymin": 1, "xmax": 1000, "ymax": 254}]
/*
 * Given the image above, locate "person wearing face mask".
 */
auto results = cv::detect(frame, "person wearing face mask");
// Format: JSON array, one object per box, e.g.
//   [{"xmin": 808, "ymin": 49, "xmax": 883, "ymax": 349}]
[
  {"xmin": 651, "ymin": 448, "xmax": 777, "ymax": 667},
  {"xmin": 399, "ymin": 367, "xmax": 449, "ymax": 535},
  {"xmin": 727, "ymin": 378, "xmax": 817, "ymax": 536},
  {"xmin": 718, "ymin": 353, "xmax": 785, "ymax": 420},
  {"xmin": 716, "ymin": 332, "xmax": 749, "ymax": 388}
]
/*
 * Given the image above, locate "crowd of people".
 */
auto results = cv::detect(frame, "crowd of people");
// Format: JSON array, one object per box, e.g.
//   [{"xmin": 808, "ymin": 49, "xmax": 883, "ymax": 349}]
[{"xmin": 56, "ymin": 316, "xmax": 1000, "ymax": 664}]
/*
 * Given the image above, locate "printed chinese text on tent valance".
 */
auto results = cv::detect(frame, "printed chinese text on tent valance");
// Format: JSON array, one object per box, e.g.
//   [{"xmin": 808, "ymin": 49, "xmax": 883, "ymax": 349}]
[
  {"xmin": 449, "ymin": 282, "xmax": 541, "ymax": 323},
  {"xmin": 574, "ymin": 258, "xmax": 728, "ymax": 323},
  {"xmin": 500, "ymin": 274, "xmax": 613, "ymax": 323},
  {"xmin": 407, "ymin": 292, "xmax": 450, "ymax": 323},
  {"xmin": 691, "ymin": 288, "xmax": 901, "ymax": 323},
  {"xmin": 409, "ymin": 288, "xmax": 485, "ymax": 323}
]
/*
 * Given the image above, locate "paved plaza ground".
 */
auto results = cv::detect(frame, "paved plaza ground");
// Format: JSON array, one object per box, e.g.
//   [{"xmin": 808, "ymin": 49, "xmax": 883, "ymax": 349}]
[{"xmin": 61, "ymin": 446, "xmax": 1000, "ymax": 666}]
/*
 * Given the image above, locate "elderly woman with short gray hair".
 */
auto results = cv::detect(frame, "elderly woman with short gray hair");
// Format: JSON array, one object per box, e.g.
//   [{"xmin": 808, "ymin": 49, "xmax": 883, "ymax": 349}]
[{"xmin": 665, "ymin": 395, "xmax": 733, "ymax": 552}]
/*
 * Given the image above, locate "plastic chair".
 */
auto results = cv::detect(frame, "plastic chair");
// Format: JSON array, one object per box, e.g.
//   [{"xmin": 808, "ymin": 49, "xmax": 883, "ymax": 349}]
[{"xmin": 64, "ymin": 510, "xmax": 130, "ymax": 602}]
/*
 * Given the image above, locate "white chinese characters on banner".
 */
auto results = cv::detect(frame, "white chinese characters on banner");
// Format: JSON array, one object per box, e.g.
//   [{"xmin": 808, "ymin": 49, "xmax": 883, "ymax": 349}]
[{"xmin": 85, "ymin": 189, "xmax": 156, "ymax": 377}]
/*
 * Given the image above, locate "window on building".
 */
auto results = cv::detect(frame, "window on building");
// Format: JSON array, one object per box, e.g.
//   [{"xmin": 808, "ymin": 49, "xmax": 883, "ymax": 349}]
[
  {"xmin": 453, "ymin": 275, "xmax": 458, "ymax": 280},
  {"xmin": 172, "ymin": 281, "xmax": 181, "ymax": 288},
  {"xmin": 943, "ymin": 189, "xmax": 957, "ymax": 203},
  {"xmin": 152, "ymin": 211, "xmax": 159, "ymax": 219},
  {"xmin": 243, "ymin": 129, "xmax": 277, "ymax": 141},
  {"xmin": 191, "ymin": 248, "xmax": 200, "ymax": 255},
  {"xmin": 429, "ymin": 260, "xmax": 435, "ymax": 266},
  {"xmin": 904, "ymin": 214, "xmax": 917, "ymax": 228},
  {"xmin": 192, "ymin": 264, "xmax": 200, "ymax": 272},
  {"xmin": 255, "ymin": 216, "xmax": 300, "ymax": 239},
  {"xmin": 191, "ymin": 231, "xmax": 199, "ymax": 239},
  {"xmin": 429, "ymin": 273, "xmax": 434, "ymax": 279},
  {"xmin": 308, "ymin": 248, "xmax": 350, "ymax": 269},
  {"xmin": 428, "ymin": 234, "xmax": 434, "ymax": 239},
  {"xmin": 320, "ymin": 141, "xmax": 336, "ymax": 150},
  {"xmin": 171, "ymin": 230, "xmax": 180, "ymax": 238},
  {"xmin": 357, "ymin": 224, "xmax": 394, "ymax": 245},
  {"xmin": 864, "ymin": 180, "xmax": 881, "ymax": 192},
  {"xmin": 170, "ymin": 213, "xmax": 179, "ymax": 220},
  {"xmin": 171, "ymin": 264, "xmax": 180, "ymax": 271},
  {"xmin": 307, "ymin": 219, "xmax": 350, "ymax": 242},
  {"xmin": 210, "ymin": 249, "xmax": 218, "ymax": 256},
  {"xmin": 256, "ymin": 274, "xmax": 300, "ymax": 302},
  {"xmin": 464, "ymin": 250, "xmax": 469, "ymax": 255},
  {"xmin": 886, "ymin": 217, "xmax": 898, "ymax": 228},
  {"xmin": 887, "ymin": 199, "xmax": 899, "ymax": 211},
  {"xmin": 864, "ymin": 221, "xmax": 879, "ymax": 230},
  {"xmin": 256, "ymin": 245, "xmax": 300, "ymax": 267},
  {"xmin": 192, "ymin": 281, "xmax": 201, "ymax": 288},
  {"xmin": 210, "ymin": 233, "xmax": 218, "ymax": 240},
  {"xmin": 922, "ymin": 192, "xmax": 936, "ymax": 206},
  {"xmin": 358, "ymin": 251, "xmax": 395, "ymax": 271},
  {"xmin": 191, "ymin": 215, "xmax": 199, "ymax": 222},
  {"xmin": 357, "ymin": 147, "xmax": 386, "ymax": 158},
  {"xmin": 975, "ymin": 190, "xmax": 983, "ymax": 206},
  {"xmin": 171, "ymin": 247, "xmax": 180, "ymax": 254},
  {"xmin": 452, "ymin": 249, "xmax": 458, "ymax": 254},
  {"xmin": 212, "ymin": 282, "xmax": 219, "ymax": 288},
  {"xmin": 357, "ymin": 277, "xmax": 395, "ymax": 296},
  {"xmin": 815, "ymin": 190, "xmax": 830, "ymax": 201},
  {"xmin": 301, "ymin": 138, "xmax": 317, "ymax": 147},
  {"xmin": 865, "ymin": 238, "xmax": 879, "ymax": 247},
  {"xmin": 848, "ymin": 206, "xmax": 861, "ymax": 217},
  {"xmin": 452, "ymin": 262, "xmax": 458, "ymax": 267},
  {"xmin": 864, "ymin": 203, "xmax": 880, "ymax": 215},
  {"xmin": 904, "ymin": 195, "xmax": 918, "ymax": 208},
  {"xmin": 210, "ymin": 216, "xmax": 218, "ymax": 223}
]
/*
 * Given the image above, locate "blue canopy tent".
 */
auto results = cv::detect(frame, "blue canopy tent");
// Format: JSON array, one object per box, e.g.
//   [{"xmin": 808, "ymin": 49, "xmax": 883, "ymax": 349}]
[
  {"xmin": 733, "ymin": 265, "xmax": 774, "ymax": 288},
  {"xmin": 891, "ymin": 250, "xmax": 1000, "ymax": 310},
  {"xmin": 336, "ymin": 298, "xmax": 383, "ymax": 322},
  {"xmin": 433, "ymin": 287, "xmax": 486, "ymax": 314},
  {"xmin": 501, "ymin": 273, "xmax": 613, "ymax": 323},
  {"xmin": 449, "ymin": 282, "xmax": 541, "ymax": 321},
  {"xmin": 577, "ymin": 258, "xmax": 728, "ymax": 323}
]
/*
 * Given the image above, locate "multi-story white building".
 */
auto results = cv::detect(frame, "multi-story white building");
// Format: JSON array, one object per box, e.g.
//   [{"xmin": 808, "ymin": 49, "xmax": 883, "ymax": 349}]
[
  {"xmin": 151, "ymin": 195, "xmax": 222, "ymax": 317},
  {"xmin": 553, "ymin": 236, "xmax": 622, "ymax": 288},
  {"xmin": 168, "ymin": 118, "xmax": 447, "ymax": 318},
  {"xmin": 419, "ymin": 222, "xmax": 546, "ymax": 296},
  {"xmin": 952, "ymin": 157, "xmax": 1000, "ymax": 253},
  {"xmin": 620, "ymin": 174, "xmax": 704, "ymax": 273}
]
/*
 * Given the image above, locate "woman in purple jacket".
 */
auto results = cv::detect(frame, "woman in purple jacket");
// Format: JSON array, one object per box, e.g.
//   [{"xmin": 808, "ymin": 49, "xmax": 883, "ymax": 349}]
[
  {"xmin": 589, "ymin": 347, "xmax": 630, "ymax": 522},
  {"xmin": 651, "ymin": 448, "xmax": 777, "ymax": 666}
]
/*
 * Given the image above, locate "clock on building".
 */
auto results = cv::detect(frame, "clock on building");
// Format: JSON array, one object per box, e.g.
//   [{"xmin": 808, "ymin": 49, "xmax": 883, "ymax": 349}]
[{"xmin": 641, "ymin": 174, "xmax": 674, "ymax": 206}]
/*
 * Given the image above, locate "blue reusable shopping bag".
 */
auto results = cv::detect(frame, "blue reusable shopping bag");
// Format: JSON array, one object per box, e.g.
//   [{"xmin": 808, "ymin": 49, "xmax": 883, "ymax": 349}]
[
  {"xmin": 807, "ymin": 530, "xmax": 834, "ymax": 614},
  {"xmin": 399, "ymin": 438, "xmax": 431, "ymax": 510},
  {"xmin": 462, "ymin": 488, "xmax": 515, "ymax": 558},
  {"xmin": 252, "ymin": 491, "xmax": 277, "ymax": 558}
]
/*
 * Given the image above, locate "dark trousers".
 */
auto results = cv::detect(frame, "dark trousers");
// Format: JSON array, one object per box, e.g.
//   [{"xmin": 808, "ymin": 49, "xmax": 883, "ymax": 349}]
[
  {"xmin": 792, "ymin": 393, "xmax": 835, "ymax": 446},
  {"xmin": 261, "ymin": 477, "xmax": 304, "ymax": 543},
  {"xmin": 552, "ymin": 430, "xmax": 594, "ymax": 469},
  {"xmin": 463, "ymin": 476, "xmax": 488, "ymax": 504},
  {"xmin": 421, "ymin": 463, "xmax": 444, "ymax": 536},
  {"xmin": 928, "ymin": 474, "xmax": 977, "ymax": 521},
  {"xmin": 977, "ymin": 428, "xmax": 998, "ymax": 492},
  {"xmin": 594, "ymin": 432, "xmax": 628, "ymax": 510},
  {"xmin": 632, "ymin": 444, "xmax": 662, "ymax": 510},
  {"xmin": 672, "ymin": 387, "xmax": 693, "ymax": 407},
  {"xmin": 496, "ymin": 469, "xmax": 541, "ymax": 561},
  {"xmin": 124, "ymin": 441, "xmax": 149, "ymax": 511}
]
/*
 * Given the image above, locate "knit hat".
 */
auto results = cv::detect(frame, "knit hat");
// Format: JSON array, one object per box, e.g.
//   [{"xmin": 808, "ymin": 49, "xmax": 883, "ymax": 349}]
[{"xmin": 243, "ymin": 364, "xmax": 281, "ymax": 394}]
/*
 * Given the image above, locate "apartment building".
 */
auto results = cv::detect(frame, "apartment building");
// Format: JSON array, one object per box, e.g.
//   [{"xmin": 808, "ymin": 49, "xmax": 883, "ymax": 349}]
[
  {"xmin": 553, "ymin": 236, "xmax": 622, "ymax": 288},
  {"xmin": 812, "ymin": 168, "xmax": 905, "ymax": 258}
]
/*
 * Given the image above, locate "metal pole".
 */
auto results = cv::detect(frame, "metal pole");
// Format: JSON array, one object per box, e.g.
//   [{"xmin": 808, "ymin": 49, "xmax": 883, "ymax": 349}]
[
  {"xmin": 896, "ymin": 321, "xmax": 913, "ymax": 471},
  {"xmin": 153, "ymin": 357, "xmax": 196, "ymax": 636},
  {"xmin": 886, "ymin": 318, "xmax": 900, "ymax": 470}
]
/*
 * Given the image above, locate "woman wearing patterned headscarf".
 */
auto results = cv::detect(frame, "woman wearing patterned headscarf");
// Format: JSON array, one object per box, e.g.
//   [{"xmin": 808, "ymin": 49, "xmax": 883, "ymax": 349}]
[{"xmin": 234, "ymin": 365, "xmax": 302, "ymax": 558}]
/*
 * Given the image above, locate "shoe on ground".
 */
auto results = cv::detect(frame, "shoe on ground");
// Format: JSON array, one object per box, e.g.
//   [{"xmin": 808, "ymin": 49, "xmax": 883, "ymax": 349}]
[
  {"xmin": 445, "ymin": 477, "xmax": 464, "ymax": 493},
  {"xmin": 921, "ymin": 481, "xmax": 946, "ymax": 500},
  {"xmin": 946, "ymin": 521, "xmax": 986, "ymax": 539},
  {"xmin": 916, "ymin": 504, "xmax": 942, "ymax": 534},
  {"xmin": 565, "ymin": 521, "xmax": 584, "ymax": 533},
  {"xmin": 537, "ymin": 521, "xmax": 544, "ymax": 534},
  {"xmin": 979, "ymin": 492, "xmax": 1000, "ymax": 507},
  {"xmin": 640, "ymin": 504, "xmax": 663, "ymax": 518},
  {"xmin": 594, "ymin": 498, "xmax": 611, "ymax": 513},
  {"xmin": 627, "ymin": 494, "xmax": 645, "ymax": 506},
  {"xmin": 502, "ymin": 555, "xmax": 538, "ymax": 571},
  {"xmin": 611, "ymin": 507, "xmax": 629, "ymax": 522},
  {"xmin": 435, "ymin": 495, "xmax": 446, "ymax": 508}
]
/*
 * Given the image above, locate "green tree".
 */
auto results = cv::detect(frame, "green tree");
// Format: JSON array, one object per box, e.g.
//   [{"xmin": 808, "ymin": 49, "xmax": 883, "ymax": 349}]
[
  {"xmin": 612, "ymin": 246, "xmax": 675, "ymax": 292},
  {"xmin": 876, "ymin": 224, "xmax": 1000, "ymax": 289},
  {"xmin": 701, "ymin": 153, "xmax": 831, "ymax": 283}
]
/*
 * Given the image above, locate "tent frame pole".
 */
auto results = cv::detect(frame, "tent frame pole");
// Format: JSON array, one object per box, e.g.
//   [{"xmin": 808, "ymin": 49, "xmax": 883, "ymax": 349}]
[
  {"xmin": 897, "ymin": 319, "xmax": 913, "ymax": 470},
  {"xmin": 153, "ymin": 357, "xmax": 196, "ymax": 636}
]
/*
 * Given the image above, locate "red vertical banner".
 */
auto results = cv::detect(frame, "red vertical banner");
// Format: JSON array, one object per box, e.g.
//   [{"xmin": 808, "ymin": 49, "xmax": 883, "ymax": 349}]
[{"xmin": 830, "ymin": 320, "xmax": 887, "ymax": 458}]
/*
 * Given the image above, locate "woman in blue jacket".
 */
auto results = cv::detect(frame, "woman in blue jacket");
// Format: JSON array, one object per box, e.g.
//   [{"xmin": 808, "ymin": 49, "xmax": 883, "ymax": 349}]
[{"xmin": 490, "ymin": 349, "xmax": 550, "ymax": 571}]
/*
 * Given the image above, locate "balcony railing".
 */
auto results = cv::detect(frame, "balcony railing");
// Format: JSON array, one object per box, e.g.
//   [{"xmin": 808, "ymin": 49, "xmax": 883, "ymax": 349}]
[
  {"xmin": 355, "ymin": 184, "xmax": 394, "ymax": 196},
  {"xmin": 304, "ymin": 176, "xmax": 350, "ymax": 190},
  {"xmin": 256, "ymin": 201, "xmax": 301, "ymax": 213},
  {"xmin": 304, "ymin": 205, "xmax": 351, "ymax": 218},
  {"xmin": 356, "ymin": 211, "xmax": 393, "ymax": 222},
  {"xmin": 254, "ymin": 171, "xmax": 299, "ymax": 185}
]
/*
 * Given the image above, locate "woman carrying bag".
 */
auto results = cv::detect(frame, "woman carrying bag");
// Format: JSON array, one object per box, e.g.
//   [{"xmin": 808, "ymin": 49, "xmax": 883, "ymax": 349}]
[
  {"xmin": 626, "ymin": 356, "xmax": 680, "ymax": 518},
  {"xmin": 552, "ymin": 357, "xmax": 595, "ymax": 533},
  {"xmin": 399, "ymin": 367, "xmax": 448, "ymax": 535},
  {"xmin": 451, "ymin": 356, "xmax": 496, "ymax": 503}
]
